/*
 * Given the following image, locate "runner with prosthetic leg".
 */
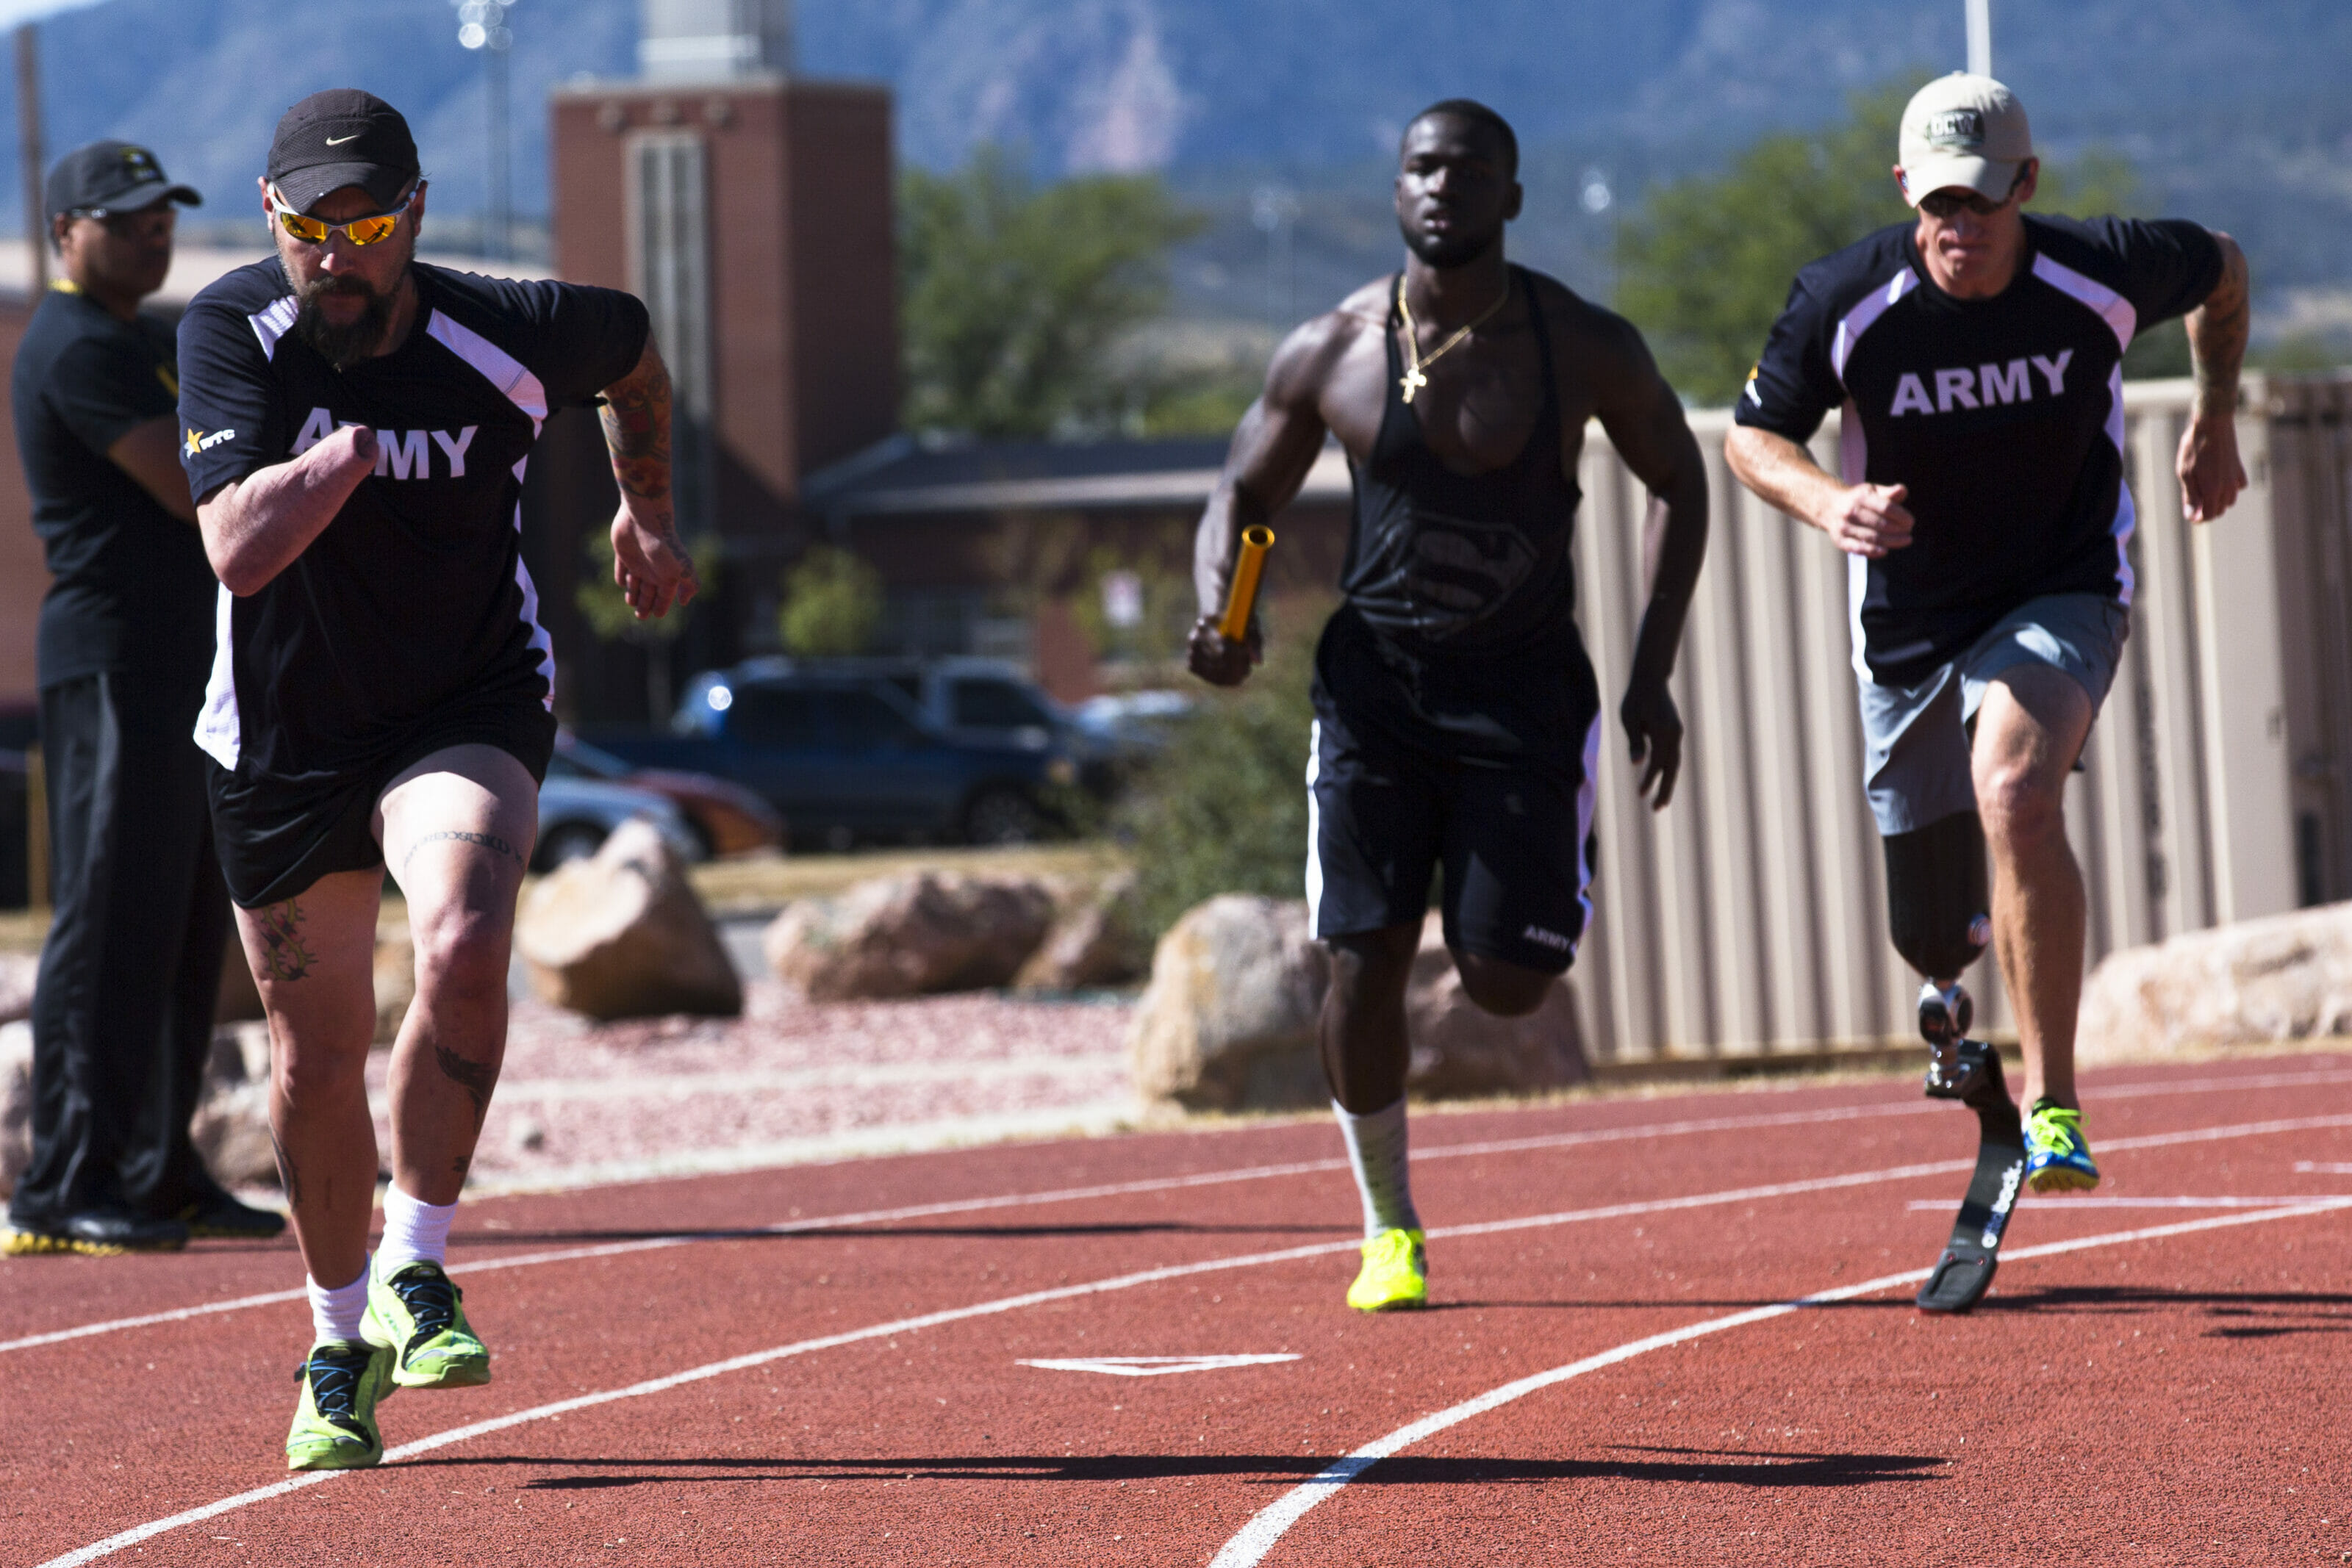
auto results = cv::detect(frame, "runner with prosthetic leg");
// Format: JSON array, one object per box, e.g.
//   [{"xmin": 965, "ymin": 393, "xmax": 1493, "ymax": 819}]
[
  {"xmin": 1188, "ymin": 101, "xmax": 1707, "ymax": 1312},
  {"xmin": 1726, "ymin": 75, "xmax": 2251, "ymax": 1311},
  {"xmin": 1887, "ymin": 810, "xmax": 2029, "ymax": 1311}
]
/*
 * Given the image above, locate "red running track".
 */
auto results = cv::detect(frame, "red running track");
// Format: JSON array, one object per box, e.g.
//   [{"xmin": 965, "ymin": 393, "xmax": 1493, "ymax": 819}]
[{"xmin": 4, "ymin": 1054, "xmax": 2350, "ymax": 1566}]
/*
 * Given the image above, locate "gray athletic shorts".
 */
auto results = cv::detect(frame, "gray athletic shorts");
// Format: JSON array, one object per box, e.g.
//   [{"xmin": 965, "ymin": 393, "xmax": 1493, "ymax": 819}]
[{"xmin": 1857, "ymin": 591, "xmax": 2129, "ymax": 835}]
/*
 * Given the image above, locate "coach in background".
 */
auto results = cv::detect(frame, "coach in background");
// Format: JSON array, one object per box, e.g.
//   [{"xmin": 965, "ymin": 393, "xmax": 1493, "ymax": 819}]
[{"xmin": 2, "ymin": 142, "xmax": 283, "ymax": 1256}]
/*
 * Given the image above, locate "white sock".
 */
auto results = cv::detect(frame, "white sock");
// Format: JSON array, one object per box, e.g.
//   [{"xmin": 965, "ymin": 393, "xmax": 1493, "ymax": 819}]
[
  {"xmin": 1334, "ymin": 1097, "xmax": 1421, "ymax": 1239},
  {"xmin": 376, "ymin": 1184, "xmax": 458, "ymax": 1274},
  {"xmin": 307, "ymin": 1263, "xmax": 370, "ymax": 1345}
]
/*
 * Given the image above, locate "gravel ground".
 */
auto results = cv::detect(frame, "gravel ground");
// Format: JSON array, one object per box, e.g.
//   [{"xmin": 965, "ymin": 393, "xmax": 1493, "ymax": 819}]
[{"xmin": 365, "ymin": 980, "xmax": 1141, "ymax": 1193}]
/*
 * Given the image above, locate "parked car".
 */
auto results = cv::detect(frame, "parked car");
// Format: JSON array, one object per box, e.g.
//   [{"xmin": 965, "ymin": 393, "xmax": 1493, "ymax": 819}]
[
  {"xmin": 534, "ymin": 772, "xmax": 703, "ymax": 871},
  {"xmin": 550, "ymin": 730, "xmax": 784, "ymax": 859},
  {"xmin": 587, "ymin": 659, "xmax": 1089, "ymax": 851}
]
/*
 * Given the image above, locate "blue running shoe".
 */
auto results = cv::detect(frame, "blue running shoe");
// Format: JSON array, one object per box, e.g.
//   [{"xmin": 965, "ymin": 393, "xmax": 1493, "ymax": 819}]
[{"xmin": 2021, "ymin": 1099, "xmax": 2099, "ymax": 1193}]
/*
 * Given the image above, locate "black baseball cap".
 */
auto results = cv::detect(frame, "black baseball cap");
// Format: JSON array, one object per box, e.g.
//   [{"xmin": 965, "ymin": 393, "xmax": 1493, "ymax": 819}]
[
  {"xmin": 266, "ymin": 89, "xmax": 420, "ymax": 215},
  {"xmin": 45, "ymin": 140, "xmax": 201, "ymax": 220}
]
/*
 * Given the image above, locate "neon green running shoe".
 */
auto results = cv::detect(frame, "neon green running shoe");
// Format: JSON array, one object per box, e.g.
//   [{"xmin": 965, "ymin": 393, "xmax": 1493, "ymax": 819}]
[
  {"xmin": 2022, "ymin": 1099, "xmax": 2101, "ymax": 1193},
  {"xmin": 1346, "ymin": 1227, "xmax": 1429, "ymax": 1312},
  {"xmin": 363, "ymin": 1259, "xmax": 491, "ymax": 1389},
  {"xmin": 286, "ymin": 1340, "xmax": 392, "ymax": 1471}
]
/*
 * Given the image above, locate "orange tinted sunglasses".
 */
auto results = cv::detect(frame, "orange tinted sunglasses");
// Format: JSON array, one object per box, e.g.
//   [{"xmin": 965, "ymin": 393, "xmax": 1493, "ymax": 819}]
[{"xmin": 268, "ymin": 182, "xmax": 420, "ymax": 247}]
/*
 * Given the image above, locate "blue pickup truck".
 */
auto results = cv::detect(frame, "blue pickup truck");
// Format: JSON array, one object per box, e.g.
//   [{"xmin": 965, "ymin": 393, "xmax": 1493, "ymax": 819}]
[{"xmin": 584, "ymin": 658, "xmax": 1094, "ymax": 851}]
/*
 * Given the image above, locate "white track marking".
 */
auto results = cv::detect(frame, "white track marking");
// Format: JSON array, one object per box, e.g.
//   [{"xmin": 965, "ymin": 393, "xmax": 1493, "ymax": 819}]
[
  {"xmin": 32, "ymin": 1110, "xmax": 2350, "ymax": 1567},
  {"xmin": 1208, "ymin": 1195, "xmax": 2352, "ymax": 1568},
  {"xmin": 12, "ymin": 1068, "xmax": 2351, "ymax": 1358},
  {"xmin": 1017, "ymin": 1354, "xmax": 1302, "ymax": 1377},
  {"xmin": 2295, "ymin": 1162, "xmax": 2352, "ymax": 1174},
  {"xmin": 1905, "ymin": 1195, "xmax": 2352, "ymax": 1209}
]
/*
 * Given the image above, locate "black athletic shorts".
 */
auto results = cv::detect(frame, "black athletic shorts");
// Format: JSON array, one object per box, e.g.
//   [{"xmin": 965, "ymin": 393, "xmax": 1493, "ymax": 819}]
[
  {"xmin": 209, "ymin": 700, "xmax": 556, "ymax": 910},
  {"xmin": 1305, "ymin": 613, "xmax": 1603, "ymax": 976}
]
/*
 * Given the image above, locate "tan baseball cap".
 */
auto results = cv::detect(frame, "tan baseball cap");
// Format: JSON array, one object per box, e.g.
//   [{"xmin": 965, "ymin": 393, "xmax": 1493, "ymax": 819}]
[{"xmin": 1898, "ymin": 72, "xmax": 2032, "ymax": 207}]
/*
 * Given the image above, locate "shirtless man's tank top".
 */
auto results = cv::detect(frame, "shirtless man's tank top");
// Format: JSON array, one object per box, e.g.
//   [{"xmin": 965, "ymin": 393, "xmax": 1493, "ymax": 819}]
[{"xmin": 1316, "ymin": 265, "xmax": 1599, "ymax": 765}]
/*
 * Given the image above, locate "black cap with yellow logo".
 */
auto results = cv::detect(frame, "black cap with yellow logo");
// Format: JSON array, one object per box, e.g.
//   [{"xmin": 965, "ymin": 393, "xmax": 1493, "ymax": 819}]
[{"xmin": 45, "ymin": 140, "xmax": 201, "ymax": 221}]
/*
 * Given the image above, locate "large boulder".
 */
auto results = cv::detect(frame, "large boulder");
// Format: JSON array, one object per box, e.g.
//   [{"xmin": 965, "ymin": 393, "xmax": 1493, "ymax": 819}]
[
  {"xmin": 515, "ymin": 818, "xmax": 742, "ymax": 1021},
  {"xmin": 1015, "ymin": 871, "xmax": 1149, "ymax": 993},
  {"xmin": 215, "ymin": 931, "xmax": 264, "ymax": 1024},
  {"xmin": 0, "ymin": 1020, "xmax": 29, "ymax": 1197},
  {"xmin": 190, "ymin": 1023, "xmax": 277, "ymax": 1188},
  {"xmin": 1127, "ymin": 896, "xmax": 1330, "ymax": 1110},
  {"xmin": 764, "ymin": 872, "xmax": 1056, "ymax": 1001},
  {"xmin": 0, "ymin": 952, "xmax": 37, "ymax": 1026},
  {"xmin": 1127, "ymin": 899, "xmax": 1591, "ymax": 1112},
  {"xmin": 1400, "ymin": 914, "xmax": 1589, "ymax": 1097},
  {"xmin": 2077, "ymin": 901, "xmax": 2352, "ymax": 1065}
]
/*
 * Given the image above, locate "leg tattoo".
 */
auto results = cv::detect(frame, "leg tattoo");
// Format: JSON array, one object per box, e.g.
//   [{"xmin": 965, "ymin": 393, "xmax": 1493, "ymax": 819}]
[
  {"xmin": 256, "ymin": 900, "xmax": 316, "ymax": 982},
  {"xmin": 402, "ymin": 830, "xmax": 526, "ymax": 877},
  {"xmin": 270, "ymin": 1128, "xmax": 302, "ymax": 1206},
  {"xmin": 433, "ymin": 1043, "xmax": 498, "ymax": 1124}
]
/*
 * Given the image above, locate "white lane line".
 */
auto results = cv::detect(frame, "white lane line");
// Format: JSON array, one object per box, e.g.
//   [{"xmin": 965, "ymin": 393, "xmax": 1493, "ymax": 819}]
[
  {"xmin": 2295, "ymin": 1162, "xmax": 2352, "ymax": 1174},
  {"xmin": 1017, "ymin": 1355, "xmax": 1302, "ymax": 1378},
  {"xmin": 1208, "ymin": 1195, "xmax": 2352, "ymax": 1568},
  {"xmin": 1904, "ymin": 1195, "xmax": 2352, "ymax": 1209},
  {"xmin": 0, "ymin": 1096, "xmax": 1945, "ymax": 1356},
  {"xmin": 33, "ymin": 1109, "xmax": 2348, "ymax": 1567},
  {"xmin": 12, "ymin": 1066, "xmax": 2351, "ymax": 1358}
]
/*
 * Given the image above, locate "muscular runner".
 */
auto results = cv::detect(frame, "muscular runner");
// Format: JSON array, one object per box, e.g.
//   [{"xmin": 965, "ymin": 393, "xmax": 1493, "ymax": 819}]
[
  {"xmin": 174, "ymin": 90, "xmax": 695, "ymax": 1469},
  {"xmin": 1726, "ymin": 73, "xmax": 2248, "ymax": 1193},
  {"xmin": 1188, "ymin": 100, "xmax": 1708, "ymax": 1312}
]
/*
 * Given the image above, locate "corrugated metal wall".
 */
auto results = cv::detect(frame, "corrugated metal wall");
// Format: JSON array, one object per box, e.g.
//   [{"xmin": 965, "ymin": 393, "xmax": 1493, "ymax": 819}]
[{"xmin": 1568, "ymin": 375, "xmax": 2325, "ymax": 1065}]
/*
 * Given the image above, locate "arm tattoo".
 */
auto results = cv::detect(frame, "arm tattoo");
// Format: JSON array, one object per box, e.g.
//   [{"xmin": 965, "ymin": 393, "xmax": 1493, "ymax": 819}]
[
  {"xmin": 402, "ymin": 830, "xmax": 526, "ymax": 877},
  {"xmin": 433, "ymin": 1043, "xmax": 499, "ymax": 1125},
  {"xmin": 599, "ymin": 349, "xmax": 673, "ymax": 508},
  {"xmin": 255, "ymin": 899, "xmax": 315, "ymax": 982}
]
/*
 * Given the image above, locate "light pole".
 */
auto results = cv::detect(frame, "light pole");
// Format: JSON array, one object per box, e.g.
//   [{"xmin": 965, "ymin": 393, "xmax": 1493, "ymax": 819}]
[
  {"xmin": 1966, "ymin": 0, "xmax": 1991, "ymax": 76},
  {"xmin": 454, "ymin": 0, "xmax": 514, "ymax": 259}
]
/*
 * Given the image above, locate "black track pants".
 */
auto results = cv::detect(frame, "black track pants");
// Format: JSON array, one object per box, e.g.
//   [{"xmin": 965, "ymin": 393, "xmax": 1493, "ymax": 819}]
[{"xmin": 9, "ymin": 670, "xmax": 231, "ymax": 1225}]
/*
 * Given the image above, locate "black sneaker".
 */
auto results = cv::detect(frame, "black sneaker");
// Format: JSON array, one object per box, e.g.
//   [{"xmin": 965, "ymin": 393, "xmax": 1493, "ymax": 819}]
[
  {"xmin": 60, "ymin": 1207, "xmax": 190, "ymax": 1256},
  {"xmin": 177, "ymin": 1190, "xmax": 289, "ymax": 1240}
]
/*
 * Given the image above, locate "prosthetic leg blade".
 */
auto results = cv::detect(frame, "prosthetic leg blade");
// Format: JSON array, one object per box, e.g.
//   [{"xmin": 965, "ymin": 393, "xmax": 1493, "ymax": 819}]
[{"xmin": 1916, "ymin": 1040, "xmax": 2025, "ymax": 1314}]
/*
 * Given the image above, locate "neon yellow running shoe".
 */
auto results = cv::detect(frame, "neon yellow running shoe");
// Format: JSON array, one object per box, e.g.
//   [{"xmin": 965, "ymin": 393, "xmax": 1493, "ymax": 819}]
[
  {"xmin": 363, "ymin": 1259, "xmax": 490, "ymax": 1389},
  {"xmin": 2022, "ymin": 1100, "xmax": 2101, "ymax": 1193},
  {"xmin": 1346, "ymin": 1227, "xmax": 1428, "ymax": 1312},
  {"xmin": 286, "ymin": 1340, "xmax": 392, "ymax": 1471}
]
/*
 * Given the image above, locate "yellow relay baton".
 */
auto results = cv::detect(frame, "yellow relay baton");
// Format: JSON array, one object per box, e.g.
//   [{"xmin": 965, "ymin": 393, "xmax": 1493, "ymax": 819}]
[{"xmin": 1216, "ymin": 525, "xmax": 1275, "ymax": 643}]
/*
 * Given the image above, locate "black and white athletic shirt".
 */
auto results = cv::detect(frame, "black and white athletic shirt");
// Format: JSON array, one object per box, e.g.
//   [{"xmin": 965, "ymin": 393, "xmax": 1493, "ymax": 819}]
[
  {"xmin": 1735, "ymin": 215, "xmax": 2221, "ymax": 688},
  {"xmin": 175, "ymin": 259, "xmax": 647, "ymax": 781}
]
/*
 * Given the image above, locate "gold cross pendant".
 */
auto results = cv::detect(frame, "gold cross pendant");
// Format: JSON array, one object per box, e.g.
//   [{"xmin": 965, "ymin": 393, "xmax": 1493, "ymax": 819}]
[{"xmin": 1399, "ymin": 365, "xmax": 1428, "ymax": 403}]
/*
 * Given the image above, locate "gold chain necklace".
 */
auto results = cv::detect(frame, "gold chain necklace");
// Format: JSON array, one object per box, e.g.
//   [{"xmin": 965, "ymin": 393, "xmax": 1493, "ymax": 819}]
[{"xmin": 1396, "ymin": 272, "xmax": 1510, "ymax": 404}]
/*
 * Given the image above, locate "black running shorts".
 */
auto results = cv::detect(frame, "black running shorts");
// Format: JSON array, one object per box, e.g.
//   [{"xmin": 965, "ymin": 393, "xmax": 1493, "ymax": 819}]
[
  {"xmin": 209, "ymin": 700, "xmax": 556, "ymax": 909},
  {"xmin": 1305, "ymin": 695, "xmax": 1602, "ymax": 976}
]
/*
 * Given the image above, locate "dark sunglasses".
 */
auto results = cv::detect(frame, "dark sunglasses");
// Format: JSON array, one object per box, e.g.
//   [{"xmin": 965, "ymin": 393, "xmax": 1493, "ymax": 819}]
[
  {"xmin": 1918, "ymin": 168, "xmax": 2027, "ymax": 220},
  {"xmin": 63, "ymin": 205, "xmax": 176, "ymax": 234}
]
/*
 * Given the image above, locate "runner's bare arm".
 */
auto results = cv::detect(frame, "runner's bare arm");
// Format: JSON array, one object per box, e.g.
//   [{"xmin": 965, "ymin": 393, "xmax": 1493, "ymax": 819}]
[
  {"xmin": 1588, "ymin": 312, "xmax": 1708, "ymax": 809},
  {"xmin": 1724, "ymin": 425, "xmax": 1915, "ymax": 557},
  {"xmin": 196, "ymin": 423, "xmax": 380, "ymax": 594},
  {"xmin": 1187, "ymin": 314, "xmax": 1347, "ymax": 686},
  {"xmin": 107, "ymin": 414, "xmax": 197, "ymax": 524},
  {"xmin": 2178, "ymin": 231, "xmax": 2250, "ymax": 525},
  {"xmin": 600, "ymin": 337, "xmax": 698, "ymax": 619}
]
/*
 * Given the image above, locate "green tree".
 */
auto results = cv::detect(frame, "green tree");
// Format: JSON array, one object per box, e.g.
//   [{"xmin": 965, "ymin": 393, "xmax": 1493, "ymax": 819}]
[
  {"xmin": 900, "ymin": 148, "xmax": 1208, "ymax": 436},
  {"xmin": 576, "ymin": 530, "xmax": 717, "ymax": 722},
  {"xmin": 1112, "ymin": 600, "xmax": 1327, "ymax": 937},
  {"xmin": 779, "ymin": 545, "xmax": 883, "ymax": 656},
  {"xmin": 1617, "ymin": 79, "xmax": 2151, "ymax": 403}
]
